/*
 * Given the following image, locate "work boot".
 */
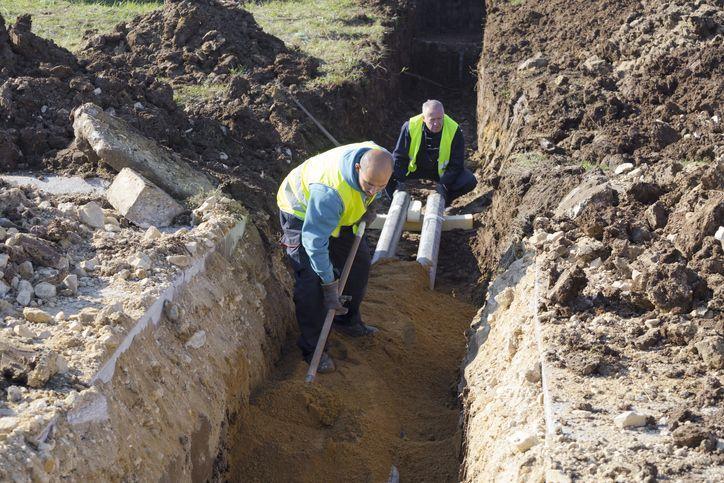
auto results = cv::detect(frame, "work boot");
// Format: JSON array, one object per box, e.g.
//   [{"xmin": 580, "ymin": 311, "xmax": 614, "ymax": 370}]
[
  {"xmin": 304, "ymin": 352, "xmax": 336, "ymax": 374},
  {"xmin": 333, "ymin": 321, "xmax": 379, "ymax": 338}
]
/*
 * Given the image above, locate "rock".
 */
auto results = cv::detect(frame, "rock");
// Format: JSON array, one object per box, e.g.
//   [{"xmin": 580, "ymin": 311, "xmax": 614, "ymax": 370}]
[
  {"xmin": 0, "ymin": 280, "xmax": 9, "ymax": 297},
  {"xmin": 582, "ymin": 55, "xmax": 612, "ymax": 75},
  {"xmin": 63, "ymin": 274, "xmax": 78, "ymax": 294},
  {"xmin": 106, "ymin": 168, "xmax": 185, "ymax": 228},
  {"xmin": 614, "ymin": 411, "xmax": 648, "ymax": 428},
  {"xmin": 17, "ymin": 260, "xmax": 34, "ymax": 279},
  {"xmin": 700, "ymin": 160, "xmax": 723, "ymax": 190},
  {"xmin": 548, "ymin": 266, "xmax": 587, "ymax": 305},
  {"xmin": 518, "ymin": 54, "xmax": 548, "ymax": 70},
  {"xmin": 129, "ymin": 253, "xmax": 152, "ymax": 270},
  {"xmin": 614, "ymin": 163, "xmax": 634, "ymax": 175},
  {"xmin": 0, "ymin": 253, "xmax": 8, "ymax": 269},
  {"xmin": 72, "ymin": 103, "xmax": 214, "ymax": 199},
  {"xmin": 13, "ymin": 324, "xmax": 35, "ymax": 338},
  {"xmin": 511, "ymin": 431, "xmax": 539, "ymax": 452},
  {"xmin": 634, "ymin": 328, "xmax": 661, "ymax": 350},
  {"xmin": 13, "ymin": 234, "xmax": 66, "ymax": 270},
  {"xmin": 524, "ymin": 362, "xmax": 542, "ymax": 383},
  {"xmin": 27, "ymin": 350, "xmax": 58, "ymax": 388},
  {"xmin": 143, "ymin": 226, "xmax": 162, "ymax": 241},
  {"xmin": 78, "ymin": 307, "xmax": 99, "ymax": 325},
  {"xmin": 672, "ymin": 424, "xmax": 711, "ymax": 449},
  {"xmin": 23, "ymin": 308, "xmax": 53, "ymax": 324},
  {"xmin": 646, "ymin": 202, "xmax": 668, "ymax": 229},
  {"xmin": 674, "ymin": 198, "xmax": 723, "ymax": 256},
  {"xmin": 494, "ymin": 287, "xmax": 515, "ymax": 311},
  {"xmin": 33, "ymin": 282, "xmax": 56, "ymax": 300},
  {"xmin": 79, "ymin": 202, "xmax": 104, "ymax": 228},
  {"xmin": 16, "ymin": 280, "xmax": 33, "ymax": 306},
  {"xmin": 664, "ymin": 321, "xmax": 697, "ymax": 346},
  {"xmin": 167, "ymin": 255, "xmax": 191, "ymax": 267},
  {"xmin": 573, "ymin": 237, "xmax": 609, "ymax": 263},
  {"xmin": 6, "ymin": 386, "xmax": 23, "ymax": 403},
  {"xmin": 555, "ymin": 178, "xmax": 617, "ymax": 220},
  {"xmin": 185, "ymin": 241, "xmax": 198, "ymax": 256},
  {"xmin": 163, "ymin": 301, "xmax": 181, "ymax": 322},
  {"xmin": 694, "ymin": 337, "xmax": 724, "ymax": 370},
  {"xmin": 644, "ymin": 264, "xmax": 693, "ymax": 314},
  {"xmin": 0, "ymin": 417, "xmax": 19, "ymax": 436},
  {"xmin": 185, "ymin": 330, "xmax": 206, "ymax": 349},
  {"xmin": 715, "ymin": 226, "xmax": 724, "ymax": 250}
]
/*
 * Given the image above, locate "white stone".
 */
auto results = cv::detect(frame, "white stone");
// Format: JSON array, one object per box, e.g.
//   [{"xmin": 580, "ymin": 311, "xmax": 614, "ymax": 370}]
[
  {"xmin": 79, "ymin": 202, "xmax": 105, "ymax": 228},
  {"xmin": 54, "ymin": 311, "xmax": 66, "ymax": 322},
  {"xmin": 106, "ymin": 168, "xmax": 185, "ymax": 228},
  {"xmin": 0, "ymin": 253, "xmax": 8, "ymax": 269},
  {"xmin": 589, "ymin": 257, "xmax": 603, "ymax": 269},
  {"xmin": 715, "ymin": 226, "xmax": 724, "ymax": 249},
  {"xmin": 0, "ymin": 280, "xmax": 9, "ymax": 297},
  {"xmin": 495, "ymin": 287, "xmax": 515, "ymax": 311},
  {"xmin": 7, "ymin": 386, "xmax": 22, "ymax": 402},
  {"xmin": 546, "ymin": 231, "xmax": 564, "ymax": 243},
  {"xmin": 614, "ymin": 411, "xmax": 648, "ymax": 428},
  {"xmin": 129, "ymin": 253, "xmax": 152, "ymax": 270},
  {"xmin": 511, "ymin": 431, "xmax": 539, "ymax": 452},
  {"xmin": 614, "ymin": 163, "xmax": 635, "ymax": 175},
  {"xmin": 23, "ymin": 308, "xmax": 53, "ymax": 324},
  {"xmin": 185, "ymin": 242, "xmax": 198, "ymax": 256},
  {"xmin": 16, "ymin": 280, "xmax": 33, "ymax": 306},
  {"xmin": 530, "ymin": 231, "xmax": 547, "ymax": 247},
  {"xmin": 143, "ymin": 226, "xmax": 162, "ymax": 241},
  {"xmin": 0, "ymin": 417, "xmax": 19, "ymax": 435},
  {"xmin": 57, "ymin": 202, "xmax": 78, "ymax": 218},
  {"xmin": 185, "ymin": 330, "xmax": 206, "ymax": 349},
  {"xmin": 13, "ymin": 324, "xmax": 35, "ymax": 338},
  {"xmin": 167, "ymin": 255, "xmax": 191, "ymax": 267},
  {"xmin": 63, "ymin": 274, "xmax": 78, "ymax": 294},
  {"xmin": 79, "ymin": 259, "xmax": 96, "ymax": 272},
  {"xmin": 33, "ymin": 282, "xmax": 56, "ymax": 300}
]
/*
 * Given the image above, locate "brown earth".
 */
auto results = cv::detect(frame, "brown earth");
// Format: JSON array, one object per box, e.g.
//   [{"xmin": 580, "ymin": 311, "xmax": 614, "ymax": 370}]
[{"xmin": 219, "ymin": 261, "xmax": 476, "ymax": 482}]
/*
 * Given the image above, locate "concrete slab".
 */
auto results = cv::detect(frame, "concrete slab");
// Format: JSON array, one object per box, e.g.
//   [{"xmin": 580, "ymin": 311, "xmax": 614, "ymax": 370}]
[
  {"xmin": 106, "ymin": 168, "xmax": 185, "ymax": 228},
  {"xmin": 1, "ymin": 174, "xmax": 108, "ymax": 195}
]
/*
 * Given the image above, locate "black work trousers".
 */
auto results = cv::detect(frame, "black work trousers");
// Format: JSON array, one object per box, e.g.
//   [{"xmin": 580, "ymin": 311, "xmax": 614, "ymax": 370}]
[
  {"xmin": 279, "ymin": 211, "xmax": 371, "ymax": 357},
  {"xmin": 385, "ymin": 167, "xmax": 478, "ymax": 205}
]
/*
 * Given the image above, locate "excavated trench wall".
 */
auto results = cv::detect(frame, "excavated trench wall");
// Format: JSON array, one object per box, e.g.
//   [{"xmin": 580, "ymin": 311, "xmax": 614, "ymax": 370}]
[{"xmin": 8, "ymin": 217, "xmax": 296, "ymax": 482}]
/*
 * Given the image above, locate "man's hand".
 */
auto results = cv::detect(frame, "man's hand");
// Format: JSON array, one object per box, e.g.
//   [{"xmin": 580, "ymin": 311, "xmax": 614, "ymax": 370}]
[
  {"xmin": 321, "ymin": 280, "xmax": 349, "ymax": 315},
  {"xmin": 395, "ymin": 181, "xmax": 407, "ymax": 193},
  {"xmin": 435, "ymin": 182, "xmax": 448, "ymax": 199}
]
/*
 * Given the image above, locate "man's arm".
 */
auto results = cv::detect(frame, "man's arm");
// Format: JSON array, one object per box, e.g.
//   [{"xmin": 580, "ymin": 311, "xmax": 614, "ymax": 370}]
[
  {"xmin": 301, "ymin": 185, "xmax": 343, "ymax": 284},
  {"xmin": 392, "ymin": 121, "xmax": 412, "ymax": 181},
  {"xmin": 439, "ymin": 127, "xmax": 465, "ymax": 186}
]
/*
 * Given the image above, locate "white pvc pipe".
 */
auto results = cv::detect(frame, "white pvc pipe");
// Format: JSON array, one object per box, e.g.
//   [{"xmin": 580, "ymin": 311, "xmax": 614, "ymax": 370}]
[
  {"xmin": 372, "ymin": 190, "xmax": 410, "ymax": 264},
  {"xmin": 416, "ymin": 193, "xmax": 445, "ymax": 290}
]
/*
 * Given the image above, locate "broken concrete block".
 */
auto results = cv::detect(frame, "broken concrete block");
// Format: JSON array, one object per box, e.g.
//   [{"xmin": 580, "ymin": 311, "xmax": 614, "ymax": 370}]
[
  {"xmin": 73, "ymin": 103, "xmax": 214, "ymax": 199},
  {"xmin": 510, "ymin": 431, "xmax": 539, "ymax": 452},
  {"xmin": 106, "ymin": 168, "xmax": 185, "ymax": 228},
  {"xmin": 614, "ymin": 410, "xmax": 648, "ymax": 428},
  {"xmin": 614, "ymin": 162, "xmax": 634, "ymax": 175},
  {"xmin": 33, "ymin": 282, "xmax": 56, "ymax": 300},
  {"xmin": 23, "ymin": 308, "xmax": 53, "ymax": 324}
]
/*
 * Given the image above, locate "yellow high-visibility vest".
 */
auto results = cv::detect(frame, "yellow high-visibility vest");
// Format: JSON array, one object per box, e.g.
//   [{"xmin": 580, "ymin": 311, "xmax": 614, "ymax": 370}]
[
  {"xmin": 277, "ymin": 142, "xmax": 380, "ymax": 237},
  {"xmin": 407, "ymin": 114, "xmax": 459, "ymax": 176}
]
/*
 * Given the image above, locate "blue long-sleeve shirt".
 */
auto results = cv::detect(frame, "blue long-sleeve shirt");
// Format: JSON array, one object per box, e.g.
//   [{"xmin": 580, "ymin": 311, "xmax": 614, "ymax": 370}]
[
  {"xmin": 392, "ymin": 120, "xmax": 465, "ymax": 186},
  {"xmin": 301, "ymin": 146, "xmax": 378, "ymax": 283}
]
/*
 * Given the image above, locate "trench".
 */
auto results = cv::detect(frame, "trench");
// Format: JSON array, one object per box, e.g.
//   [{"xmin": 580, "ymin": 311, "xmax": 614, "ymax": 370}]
[{"xmin": 214, "ymin": 2, "xmax": 489, "ymax": 481}]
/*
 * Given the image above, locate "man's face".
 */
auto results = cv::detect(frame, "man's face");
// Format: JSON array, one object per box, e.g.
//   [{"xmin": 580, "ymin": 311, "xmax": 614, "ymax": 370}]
[
  {"xmin": 357, "ymin": 164, "xmax": 391, "ymax": 197},
  {"xmin": 423, "ymin": 106, "xmax": 444, "ymax": 133}
]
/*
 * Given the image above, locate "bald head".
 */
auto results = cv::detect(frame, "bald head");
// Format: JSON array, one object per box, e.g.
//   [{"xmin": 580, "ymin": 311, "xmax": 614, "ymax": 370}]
[
  {"xmin": 357, "ymin": 148, "xmax": 393, "ymax": 196},
  {"xmin": 422, "ymin": 99, "xmax": 445, "ymax": 133}
]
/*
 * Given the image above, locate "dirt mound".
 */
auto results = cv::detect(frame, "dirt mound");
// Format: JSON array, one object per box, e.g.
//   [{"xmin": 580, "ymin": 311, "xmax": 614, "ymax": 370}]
[
  {"xmin": 83, "ymin": 0, "xmax": 317, "ymax": 87},
  {"xmin": 0, "ymin": 12, "xmax": 189, "ymax": 174},
  {"xmin": 220, "ymin": 261, "xmax": 476, "ymax": 482}
]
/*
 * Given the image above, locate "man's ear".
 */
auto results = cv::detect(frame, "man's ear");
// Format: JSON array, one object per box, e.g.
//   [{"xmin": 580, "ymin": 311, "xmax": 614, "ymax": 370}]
[{"xmin": 355, "ymin": 163, "xmax": 361, "ymax": 173}]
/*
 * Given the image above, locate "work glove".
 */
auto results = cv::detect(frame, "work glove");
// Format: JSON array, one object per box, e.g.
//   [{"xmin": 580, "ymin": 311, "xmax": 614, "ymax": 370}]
[
  {"xmin": 360, "ymin": 205, "xmax": 378, "ymax": 226},
  {"xmin": 395, "ymin": 181, "xmax": 407, "ymax": 193},
  {"xmin": 435, "ymin": 182, "xmax": 448, "ymax": 199},
  {"xmin": 321, "ymin": 279, "xmax": 349, "ymax": 315}
]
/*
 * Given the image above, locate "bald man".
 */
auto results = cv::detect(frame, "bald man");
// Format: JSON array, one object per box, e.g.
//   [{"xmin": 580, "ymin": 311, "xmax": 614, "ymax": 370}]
[
  {"xmin": 277, "ymin": 142, "xmax": 393, "ymax": 373},
  {"xmin": 387, "ymin": 100, "xmax": 477, "ymax": 205}
]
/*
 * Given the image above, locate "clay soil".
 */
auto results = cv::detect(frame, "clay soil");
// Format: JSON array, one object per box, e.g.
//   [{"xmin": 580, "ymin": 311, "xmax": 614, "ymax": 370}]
[{"xmin": 219, "ymin": 261, "xmax": 476, "ymax": 482}]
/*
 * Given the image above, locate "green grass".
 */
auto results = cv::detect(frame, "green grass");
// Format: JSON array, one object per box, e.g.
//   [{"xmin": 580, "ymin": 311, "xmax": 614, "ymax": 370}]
[
  {"xmin": 511, "ymin": 151, "xmax": 546, "ymax": 168},
  {"xmin": 0, "ymin": 0, "xmax": 161, "ymax": 52},
  {"xmin": 171, "ymin": 81, "xmax": 228, "ymax": 108},
  {"xmin": 244, "ymin": 0, "xmax": 387, "ymax": 88}
]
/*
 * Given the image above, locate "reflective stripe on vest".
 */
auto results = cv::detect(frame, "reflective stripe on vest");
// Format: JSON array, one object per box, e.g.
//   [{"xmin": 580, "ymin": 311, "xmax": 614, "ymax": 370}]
[
  {"xmin": 277, "ymin": 142, "xmax": 379, "ymax": 237},
  {"xmin": 406, "ymin": 114, "xmax": 459, "ymax": 176}
]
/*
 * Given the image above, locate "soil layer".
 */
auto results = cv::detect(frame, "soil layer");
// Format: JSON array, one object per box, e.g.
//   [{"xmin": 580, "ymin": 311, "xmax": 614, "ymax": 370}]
[{"xmin": 220, "ymin": 261, "xmax": 476, "ymax": 482}]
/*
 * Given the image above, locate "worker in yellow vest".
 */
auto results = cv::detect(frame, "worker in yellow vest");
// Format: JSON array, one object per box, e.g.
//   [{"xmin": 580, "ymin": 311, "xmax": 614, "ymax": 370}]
[
  {"xmin": 277, "ymin": 142, "xmax": 393, "ymax": 373},
  {"xmin": 387, "ymin": 100, "xmax": 477, "ymax": 205}
]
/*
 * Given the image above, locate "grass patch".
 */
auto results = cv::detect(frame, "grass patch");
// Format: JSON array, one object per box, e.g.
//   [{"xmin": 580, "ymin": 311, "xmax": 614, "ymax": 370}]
[
  {"xmin": 171, "ymin": 81, "xmax": 228, "ymax": 108},
  {"xmin": 511, "ymin": 151, "xmax": 546, "ymax": 168},
  {"xmin": 0, "ymin": 0, "xmax": 162, "ymax": 52},
  {"xmin": 244, "ymin": 0, "xmax": 387, "ymax": 88}
]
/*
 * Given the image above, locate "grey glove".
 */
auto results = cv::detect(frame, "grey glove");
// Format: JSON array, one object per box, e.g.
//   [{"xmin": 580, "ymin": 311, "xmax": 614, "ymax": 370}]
[
  {"xmin": 321, "ymin": 279, "xmax": 348, "ymax": 315},
  {"xmin": 395, "ymin": 181, "xmax": 407, "ymax": 193},
  {"xmin": 360, "ymin": 206, "xmax": 377, "ymax": 225}
]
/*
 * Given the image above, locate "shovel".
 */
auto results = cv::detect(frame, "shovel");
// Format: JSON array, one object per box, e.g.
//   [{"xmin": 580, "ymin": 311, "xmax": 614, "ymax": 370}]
[{"xmin": 305, "ymin": 220, "xmax": 367, "ymax": 383}]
